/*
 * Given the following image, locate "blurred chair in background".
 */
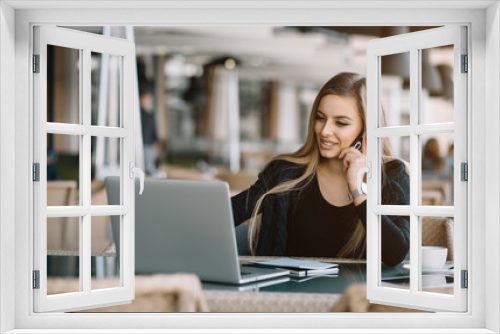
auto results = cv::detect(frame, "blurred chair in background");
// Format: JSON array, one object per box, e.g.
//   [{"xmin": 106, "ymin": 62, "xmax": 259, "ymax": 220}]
[
  {"xmin": 47, "ymin": 180, "xmax": 79, "ymax": 278},
  {"xmin": 47, "ymin": 180, "xmax": 117, "ymax": 281},
  {"xmin": 421, "ymin": 216, "xmax": 454, "ymax": 262},
  {"xmin": 47, "ymin": 180, "xmax": 78, "ymax": 251},
  {"xmin": 216, "ymin": 168, "xmax": 258, "ymax": 255},
  {"xmin": 422, "ymin": 180, "xmax": 452, "ymax": 206},
  {"xmin": 215, "ymin": 168, "xmax": 258, "ymax": 195},
  {"xmin": 421, "ymin": 189, "xmax": 444, "ymax": 206}
]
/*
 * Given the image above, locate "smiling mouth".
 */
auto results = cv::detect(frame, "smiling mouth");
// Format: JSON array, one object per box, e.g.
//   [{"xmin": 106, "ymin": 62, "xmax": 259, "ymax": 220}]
[{"xmin": 321, "ymin": 140, "xmax": 336, "ymax": 147}]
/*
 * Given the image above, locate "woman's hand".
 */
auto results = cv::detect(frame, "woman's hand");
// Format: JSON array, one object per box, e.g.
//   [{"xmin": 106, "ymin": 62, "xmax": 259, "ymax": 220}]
[{"xmin": 339, "ymin": 135, "xmax": 367, "ymax": 193}]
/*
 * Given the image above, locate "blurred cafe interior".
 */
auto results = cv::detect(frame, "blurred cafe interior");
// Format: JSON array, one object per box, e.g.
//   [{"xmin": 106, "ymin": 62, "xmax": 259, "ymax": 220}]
[{"xmin": 46, "ymin": 26, "xmax": 456, "ymax": 307}]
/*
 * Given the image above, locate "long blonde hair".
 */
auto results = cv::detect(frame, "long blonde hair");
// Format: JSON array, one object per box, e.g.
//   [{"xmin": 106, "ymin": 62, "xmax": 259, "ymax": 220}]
[{"xmin": 248, "ymin": 72, "xmax": 395, "ymax": 257}]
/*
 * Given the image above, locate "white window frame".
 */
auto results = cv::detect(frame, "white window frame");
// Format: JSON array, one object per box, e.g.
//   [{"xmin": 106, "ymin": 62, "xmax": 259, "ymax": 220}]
[
  {"xmin": 33, "ymin": 26, "xmax": 137, "ymax": 313},
  {"xmin": 1, "ymin": 1, "xmax": 498, "ymax": 333},
  {"xmin": 366, "ymin": 26, "xmax": 468, "ymax": 312}
]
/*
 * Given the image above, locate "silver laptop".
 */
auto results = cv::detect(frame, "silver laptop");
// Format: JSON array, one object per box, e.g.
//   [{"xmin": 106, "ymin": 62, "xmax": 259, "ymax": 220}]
[{"xmin": 105, "ymin": 177, "xmax": 289, "ymax": 285}]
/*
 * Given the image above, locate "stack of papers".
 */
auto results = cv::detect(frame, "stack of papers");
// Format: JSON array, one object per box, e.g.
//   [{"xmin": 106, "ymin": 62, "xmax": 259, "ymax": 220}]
[{"xmin": 248, "ymin": 257, "xmax": 339, "ymax": 277}]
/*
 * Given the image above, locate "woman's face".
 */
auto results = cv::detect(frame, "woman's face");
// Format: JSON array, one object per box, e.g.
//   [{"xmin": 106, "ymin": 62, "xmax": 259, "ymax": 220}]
[{"xmin": 314, "ymin": 94, "xmax": 364, "ymax": 160}]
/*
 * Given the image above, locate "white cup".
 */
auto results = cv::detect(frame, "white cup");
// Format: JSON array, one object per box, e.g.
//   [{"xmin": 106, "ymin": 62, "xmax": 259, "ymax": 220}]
[{"xmin": 421, "ymin": 246, "xmax": 448, "ymax": 269}]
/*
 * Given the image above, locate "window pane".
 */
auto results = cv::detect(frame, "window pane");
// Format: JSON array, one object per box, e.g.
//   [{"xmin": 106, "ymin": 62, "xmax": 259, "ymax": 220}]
[
  {"xmin": 380, "ymin": 215, "xmax": 410, "ymax": 290},
  {"xmin": 421, "ymin": 133, "xmax": 454, "ymax": 206},
  {"xmin": 91, "ymin": 52, "xmax": 122, "ymax": 127},
  {"xmin": 91, "ymin": 136, "xmax": 122, "ymax": 205},
  {"xmin": 47, "ymin": 216, "xmax": 80, "ymax": 295},
  {"xmin": 380, "ymin": 136, "xmax": 410, "ymax": 205},
  {"xmin": 420, "ymin": 216, "xmax": 454, "ymax": 295},
  {"xmin": 380, "ymin": 52, "xmax": 410, "ymax": 127},
  {"xmin": 47, "ymin": 45, "xmax": 80, "ymax": 124},
  {"xmin": 47, "ymin": 134, "xmax": 80, "ymax": 205},
  {"xmin": 91, "ymin": 215, "xmax": 120, "ymax": 290},
  {"xmin": 420, "ymin": 45, "xmax": 454, "ymax": 124}
]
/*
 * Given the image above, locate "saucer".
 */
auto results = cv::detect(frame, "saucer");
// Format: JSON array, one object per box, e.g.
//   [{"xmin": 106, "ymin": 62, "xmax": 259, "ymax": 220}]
[{"xmin": 402, "ymin": 263, "xmax": 454, "ymax": 275}]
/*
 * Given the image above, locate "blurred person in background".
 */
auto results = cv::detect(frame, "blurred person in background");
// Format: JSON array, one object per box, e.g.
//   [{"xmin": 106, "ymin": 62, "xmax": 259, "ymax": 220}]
[
  {"xmin": 140, "ymin": 87, "xmax": 160, "ymax": 176},
  {"xmin": 231, "ymin": 72, "xmax": 410, "ymax": 267},
  {"xmin": 47, "ymin": 148, "xmax": 59, "ymax": 181},
  {"xmin": 422, "ymin": 138, "xmax": 444, "ymax": 172},
  {"xmin": 445, "ymin": 143, "xmax": 454, "ymax": 176}
]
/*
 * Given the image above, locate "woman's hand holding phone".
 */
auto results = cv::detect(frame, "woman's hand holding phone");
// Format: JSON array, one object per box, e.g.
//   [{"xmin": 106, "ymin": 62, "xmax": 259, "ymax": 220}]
[{"xmin": 339, "ymin": 132, "xmax": 367, "ymax": 196}]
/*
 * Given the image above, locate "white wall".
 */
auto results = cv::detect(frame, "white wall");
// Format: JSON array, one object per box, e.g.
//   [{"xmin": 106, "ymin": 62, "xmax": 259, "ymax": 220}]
[
  {"xmin": 486, "ymin": 2, "xmax": 500, "ymax": 333},
  {"xmin": 0, "ymin": 2, "xmax": 16, "ymax": 333},
  {"xmin": 5, "ymin": 4, "xmax": 496, "ymax": 332}
]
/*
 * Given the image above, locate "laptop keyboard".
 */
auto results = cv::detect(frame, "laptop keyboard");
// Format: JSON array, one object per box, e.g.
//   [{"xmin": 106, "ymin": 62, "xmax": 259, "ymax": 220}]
[{"xmin": 240, "ymin": 271, "xmax": 252, "ymax": 276}]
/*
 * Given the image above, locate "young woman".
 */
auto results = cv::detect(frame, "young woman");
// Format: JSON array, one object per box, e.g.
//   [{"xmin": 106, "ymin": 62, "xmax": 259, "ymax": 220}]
[{"xmin": 231, "ymin": 72, "xmax": 410, "ymax": 267}]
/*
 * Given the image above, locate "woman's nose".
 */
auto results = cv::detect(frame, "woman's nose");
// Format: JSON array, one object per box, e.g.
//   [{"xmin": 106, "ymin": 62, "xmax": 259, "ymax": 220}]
[{"xmin": 321, "ymin": 122, "xmax": 334, "ymax": 136}]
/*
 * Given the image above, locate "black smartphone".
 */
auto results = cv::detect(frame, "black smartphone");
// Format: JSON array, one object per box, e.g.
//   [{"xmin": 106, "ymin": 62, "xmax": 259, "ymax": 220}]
[{"xmin": 350, "ymin": 130, "xmax": 364, "ymax": 152}]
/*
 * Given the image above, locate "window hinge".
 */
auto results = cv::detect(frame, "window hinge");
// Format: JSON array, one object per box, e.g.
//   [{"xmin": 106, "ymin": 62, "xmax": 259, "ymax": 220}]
[
  {"xmin": 33, "ymin": 163, "xmax": 40, "ymax": 182},
  {"xmin": 33, "ymin": 270, "xmax": 40, "ymax": 289},
  {"xmin": 33, "ymin": 54, "xmax": 40, "ymax": 73},
  {"xmin": 461, "ymin": 162, "xmax": 468, "ymax": 181},
  {"xmin": 461, "ymin": 54, "xmax": 468, "ymax": 73},
  {"xmin": 461, "ymin": 270, "xmax": 468, "ymax": 289}
]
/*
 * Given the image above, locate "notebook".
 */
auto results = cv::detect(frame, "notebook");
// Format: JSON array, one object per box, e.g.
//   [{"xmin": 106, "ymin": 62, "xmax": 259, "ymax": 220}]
[
  {"xmin": 248, "ymin": 257, "xmax": 339, "ymax": 277},
  {"xmin": 105, "ymin": 177, "xmax": 290, "ymax": 285}
]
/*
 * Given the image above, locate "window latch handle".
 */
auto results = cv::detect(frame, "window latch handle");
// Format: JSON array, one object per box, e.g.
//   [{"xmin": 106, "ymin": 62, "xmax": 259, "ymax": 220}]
[
  {"xmin": 129, "ymin": 161, "xmax": 145, "ymax": 195},
  {"xmin": 357, "ymin": 167, "xmax": 369, "ymax": 194}
]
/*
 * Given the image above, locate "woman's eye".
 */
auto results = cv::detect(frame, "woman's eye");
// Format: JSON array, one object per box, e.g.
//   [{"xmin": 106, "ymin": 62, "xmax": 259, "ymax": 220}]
[
  {"xmin": 337, "ymin": 121, "xmax": 349, "ymax": 126},
  {"xmin": 315, "ymin": 114, "xmax": 326, "ymax": 121}
]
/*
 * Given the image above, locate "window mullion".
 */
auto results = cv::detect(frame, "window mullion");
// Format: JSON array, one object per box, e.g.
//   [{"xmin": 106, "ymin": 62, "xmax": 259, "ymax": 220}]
[
  {"xmin": 372, "ymin": 205, "xmax": 454, "ymax": 216},
  {"xmin": 409, "ymin": 47, "xmax": 420, "ymax": 294},
  {"xmin": 90, "ymin": 126, "xmax": 130, "ymax": 138},
  {"xmin": 413, "ymin": 123, "xmax": 454, "ymax": 135},
  {"xmin": 81, "ymin": 48, "xmax": 92, "ymax": 294},
  {"xmin": 81, "ymin": 214, "xmax": 91, "ymax": 293},
  {"xmin": 372, "ymin": 126, "xmax": 411, "ymax": 137}
]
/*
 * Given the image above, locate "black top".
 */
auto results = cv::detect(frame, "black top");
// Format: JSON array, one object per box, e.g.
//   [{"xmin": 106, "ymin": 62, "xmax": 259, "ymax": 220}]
[
  {"xmin": 285, "ymin": 174, "xmax": 360, "ymax": 257},
  {"xmin": 231, "ymin": 159, "xmax": 410, "ymax": 267}
]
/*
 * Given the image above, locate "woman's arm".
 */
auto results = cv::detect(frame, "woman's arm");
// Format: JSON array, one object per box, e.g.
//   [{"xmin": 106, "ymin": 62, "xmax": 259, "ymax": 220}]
[
  {"xmin": 231, "ymin": 184, "xmax": 266, "ymax": 226},
  {"xmin": 230, "ymin": 160, "xmax": 293, "ymax": 226}
]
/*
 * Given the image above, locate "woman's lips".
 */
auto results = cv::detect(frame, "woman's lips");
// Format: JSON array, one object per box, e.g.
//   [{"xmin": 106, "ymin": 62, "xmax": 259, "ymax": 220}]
[{"xmin": 320, "ymin": 140, "xmax": 337, "ymax": 149}]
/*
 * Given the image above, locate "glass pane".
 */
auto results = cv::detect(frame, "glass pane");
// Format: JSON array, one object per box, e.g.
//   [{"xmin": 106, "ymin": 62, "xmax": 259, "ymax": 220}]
[
  {"xmin": 420, "ymin": 45, "xmax": 454, "ymax": 124},
  {"xmin": 380, "ymin": 136, "xmax": 410, "ymax": 205},
  {"xmin": 421, "ymin": 133, "xmax": 454, "ymax": 206},
  {"xmin": 47, "ymin": 134, "xmax": 80, "ymax": 205},
  {"xmin": 47, "ymin": 216, "xmax": 80, "ymax": 295},
  {"xmin": 420, "ymin": 216, "xmax": 454, "ymax": 295},
  {"xmin": 380, "ymin": 52, "xmax": 410, "ymax": 127},
  {"xmin": 91, "ymin": 136, "xmax": 121, "ymax": 205},
  {"xmin": 47, "ymin": 45, "xmax": 80, "ymax": 124},
  {"xmin": 380, "ymin": 215, "xmax": 411, "ymax": 290},
  {"xmin": 91, "ymin": 52, "xmax": 122, "ymax": 127},
  {"xmin": 91, "ymin": 215, "xmax": 120, "ymax": 290}
]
